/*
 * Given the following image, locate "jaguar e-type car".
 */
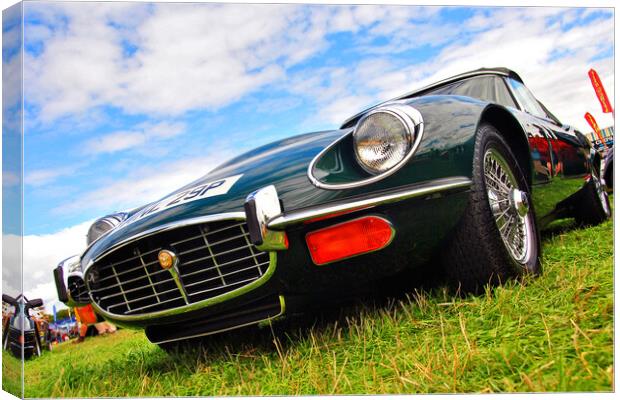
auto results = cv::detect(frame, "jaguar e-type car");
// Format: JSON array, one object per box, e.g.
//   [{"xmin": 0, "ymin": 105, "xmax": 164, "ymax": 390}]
[{"xmin": 54, "ymin": 67, "xmax": 610, "ymax": 347}]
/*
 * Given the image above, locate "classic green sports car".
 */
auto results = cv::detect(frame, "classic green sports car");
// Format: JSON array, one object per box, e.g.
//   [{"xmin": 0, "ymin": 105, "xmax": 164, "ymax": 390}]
[{"xmin": 54, "ymin": 67, "xmax": 610, "ymax": 347}]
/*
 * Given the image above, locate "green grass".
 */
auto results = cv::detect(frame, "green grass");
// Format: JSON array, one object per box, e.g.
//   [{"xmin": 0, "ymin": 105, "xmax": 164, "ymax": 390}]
[{"xmin": 9, "ymin": 216, "xmax": 614, "ymax": 396}]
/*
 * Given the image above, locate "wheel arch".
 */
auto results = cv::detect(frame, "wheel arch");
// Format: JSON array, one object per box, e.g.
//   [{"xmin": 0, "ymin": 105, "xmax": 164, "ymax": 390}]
[{"xmin": 479, "ymin": 105, "xmax": 533, "ymax": 189}]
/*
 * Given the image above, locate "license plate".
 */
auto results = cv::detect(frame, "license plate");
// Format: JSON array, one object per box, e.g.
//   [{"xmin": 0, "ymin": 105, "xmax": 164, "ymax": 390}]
[{"xmin": 128, "ymin": 174, "xmax": 243, "ymax": 223}]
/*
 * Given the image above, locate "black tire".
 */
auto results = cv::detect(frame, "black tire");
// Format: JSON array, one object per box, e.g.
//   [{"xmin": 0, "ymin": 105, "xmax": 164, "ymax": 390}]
[
  {"xmin": 441, "ymin": 124, "xmax": 541, "ymax": 294},
  {"xmin": 604, "ymin": 162, "xmax": 613, "ymax": 191},
  {"xmin": 574, "ymin": 174, "xmax": 611, "ymax": 226}
]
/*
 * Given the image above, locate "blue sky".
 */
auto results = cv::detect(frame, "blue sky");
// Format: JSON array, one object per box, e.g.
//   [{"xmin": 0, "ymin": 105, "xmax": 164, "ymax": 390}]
[{"xmin": 3, "ymin": 3, "xmax": 615, "ymax": 307}]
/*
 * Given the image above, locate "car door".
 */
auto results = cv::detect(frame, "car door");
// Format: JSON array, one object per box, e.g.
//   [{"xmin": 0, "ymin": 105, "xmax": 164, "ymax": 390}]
[{"xmin": 503, "ymin": 77, "xmax": 589, "ymax": 222}]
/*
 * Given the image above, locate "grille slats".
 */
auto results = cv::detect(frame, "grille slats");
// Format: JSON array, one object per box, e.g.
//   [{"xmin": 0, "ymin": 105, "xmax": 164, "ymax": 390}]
[
  {"xmin": 91, "ymin": 268, "xmax": 171, "ymax": 292},
  {"xmin": 170, "ymin": 222, "xmax": 246, "ymax": 247},
  {"xmin": 187, "ymin": 276, "xmax": 260, "ymax": 298},
  {"xmin": 181, "ymin": 254, "xmax": 268, "ymax": 279},
  {"xmin": 96, "ymin": 247, "xmax": 163, "ymax": 275},
  {"xmin": 125, "ymin": 296, "xmax": 188, "ymax": 314},
  {"xmin": 98, "ymin": 277, "xmax": 177, "ymax": 300},
  {"xmin": 107, "ymin": 287, "xmax": 183, "ymax": 310},
  {"xmin": 87, "ymin": 219, "xmax": 270, "ymax": 316},
  {"xmin": 183, "ymin": 261, "xmax": 270, "ymax": 288}
]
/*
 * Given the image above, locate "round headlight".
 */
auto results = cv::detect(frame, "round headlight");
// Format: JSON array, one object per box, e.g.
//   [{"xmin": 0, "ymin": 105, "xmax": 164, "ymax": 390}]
[
  {"xmin": 353, "ymin": 105, "xmax": 421, "ymax": 175},
  {"xmin": 87, "ymin": 213, "xmax": 128, "ymax": 245}
]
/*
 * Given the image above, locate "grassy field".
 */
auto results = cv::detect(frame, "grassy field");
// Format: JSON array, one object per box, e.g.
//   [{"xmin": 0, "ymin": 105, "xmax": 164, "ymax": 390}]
[{"xmin": 3, "ymin": 215, "xmax": 613, "ymax": 397}]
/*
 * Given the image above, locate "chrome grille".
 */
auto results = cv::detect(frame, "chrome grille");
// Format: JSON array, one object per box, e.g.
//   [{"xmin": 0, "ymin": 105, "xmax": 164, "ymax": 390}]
[{"xmin": 86, "ymin": 219, "xmax": 270, "ymax": 316}]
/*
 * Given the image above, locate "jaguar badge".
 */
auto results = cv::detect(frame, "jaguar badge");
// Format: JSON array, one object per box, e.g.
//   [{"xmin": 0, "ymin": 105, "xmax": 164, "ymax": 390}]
[{"xmin": 158, "ymin": 250, "xmax": 177, "ymax": 270}]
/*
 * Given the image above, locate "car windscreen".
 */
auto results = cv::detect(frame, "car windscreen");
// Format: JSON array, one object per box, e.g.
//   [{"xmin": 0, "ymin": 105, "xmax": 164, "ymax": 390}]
[
  {"xmin": 506, "ymin": 78, "xmax": 549, "ymax": 119},
  {"xmin": 422, "ymin": 75, "xmax": 517, "ymax": 108}
]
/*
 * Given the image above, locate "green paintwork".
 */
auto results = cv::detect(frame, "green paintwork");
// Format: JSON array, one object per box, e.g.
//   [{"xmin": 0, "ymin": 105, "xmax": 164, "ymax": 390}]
[
  {"xmin": 312, "ymin": 96, "xmax": 482, "ymax": 185},
  {"xmin": 67, "ymin": 69, "xmax": 603, "ymax": 340},
  {"xmin": 83, "ymin": 95, "xmax": 485, "ymax": 267}
]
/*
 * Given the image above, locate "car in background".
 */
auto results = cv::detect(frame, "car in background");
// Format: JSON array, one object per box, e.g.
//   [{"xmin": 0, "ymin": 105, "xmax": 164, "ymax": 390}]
[{"xmin": 54, "ymin": 67, "xmax": 610, "ymax": 349}]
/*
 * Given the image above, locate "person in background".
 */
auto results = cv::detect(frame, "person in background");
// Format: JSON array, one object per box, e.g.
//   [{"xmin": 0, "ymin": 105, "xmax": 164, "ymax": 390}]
[{"xmin": 73, "ymin": 304, "xmax": 116, "ymax": 343}]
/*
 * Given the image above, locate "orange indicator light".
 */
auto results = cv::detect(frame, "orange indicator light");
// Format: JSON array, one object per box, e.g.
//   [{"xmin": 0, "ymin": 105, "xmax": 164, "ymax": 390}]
[{"xmin": 305, "ymin": 216, "xmax": 394, "ymax": 265}]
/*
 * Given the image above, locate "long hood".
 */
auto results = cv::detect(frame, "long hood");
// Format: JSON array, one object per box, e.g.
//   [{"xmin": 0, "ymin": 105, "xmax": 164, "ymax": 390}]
[
  {"xmin": 82, "ymin": 94, "xmax": 487, "ymax": 266},
  {"xmin": 83, "ymin": 129, "xmax": 349, "ymax": 264}
]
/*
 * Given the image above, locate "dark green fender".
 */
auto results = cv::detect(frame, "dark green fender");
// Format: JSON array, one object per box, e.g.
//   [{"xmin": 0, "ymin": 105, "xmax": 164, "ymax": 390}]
[
  {"xmin": 82, "ymin": 94, "xmax": 590, "ymax": 267},
  {"xmin": 82, "ymin": 96, "xmax": 487, "ymax": 264}
]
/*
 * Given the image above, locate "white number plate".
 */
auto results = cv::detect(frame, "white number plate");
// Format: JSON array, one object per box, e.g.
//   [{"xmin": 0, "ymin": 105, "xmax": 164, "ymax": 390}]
[{"xmin": 128, "ymin": 174, "xmax": 243, "ymax": 223}]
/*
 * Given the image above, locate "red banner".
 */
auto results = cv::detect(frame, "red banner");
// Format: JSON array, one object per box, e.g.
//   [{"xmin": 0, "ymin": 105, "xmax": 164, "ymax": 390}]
[
  {"xmin": 588, "ymin": 69, "xmax": 613, "ymax": 114},
  {"xmin": 584, "ymin": 112, "xmax": 607, "ymax": 148}
]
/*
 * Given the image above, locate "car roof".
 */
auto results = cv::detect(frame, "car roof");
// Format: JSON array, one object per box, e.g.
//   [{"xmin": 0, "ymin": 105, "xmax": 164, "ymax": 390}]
[{"xmin": 340, "ymin": 67, "xmax": 524, "ymax": 128}]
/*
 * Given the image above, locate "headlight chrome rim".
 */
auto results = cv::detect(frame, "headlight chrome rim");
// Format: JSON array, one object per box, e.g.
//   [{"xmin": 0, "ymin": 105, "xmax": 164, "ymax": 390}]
[
  {"xmin": 307, "ymin": 103, "xmax": 424, "ymax": 190},
  {"xmin": 353, "ymin": 106, "xmax": 418, "ymax": 175}
]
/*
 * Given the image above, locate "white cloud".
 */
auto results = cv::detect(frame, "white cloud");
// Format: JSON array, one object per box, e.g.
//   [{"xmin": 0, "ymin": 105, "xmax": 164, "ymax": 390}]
[
  {"xmin": 52, "ymin": 152, "xmax": 235, "ymax": 217},
  {"xmin": 84, "ymin": 121, "xmax": 186, "ymax": 155},
  {"xmin": 4, "ymin": 220, "xmax": 93, "ymax": 313},
  {"xmin": 25, "ymin": 165, "xmax": 83, "ymax": 187},
  {"xmin": 423, "ymin": 8, "xmax": 615, "ymax": 133},
  {"xmin": 22, "ymin": 4, "xmax": 454, "ymax": 124},
  {"xmin": 290, "ymin": 8, "xmax": 614, "ymax": 133},
  {"xmin": 24, "ymin": 4, "xmax": 337, "ymax": 121}
]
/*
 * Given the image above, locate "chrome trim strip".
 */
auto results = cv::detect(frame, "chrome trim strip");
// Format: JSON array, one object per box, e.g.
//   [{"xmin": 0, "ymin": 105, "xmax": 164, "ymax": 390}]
[
  {"xmin": 168, "ymin": 253, "xmax": 190, "ymax": 305},
  {"xmin": 306, "ymin": 216, "xmax": 396, "ymax": 266},
  {"xmin": 308, "ymin": 105, "xmax": 424, "ymax": 190},
  {"xmin": 151, "ymin": 295, "xmax": 286, "ymax": 345},
  {"xmin": 268, "ymin": 176, "xmax": 472, "ymax": 229},
  {"xmin": 83, "ymin": 212, "xmax": 246, "ymax": 271}
]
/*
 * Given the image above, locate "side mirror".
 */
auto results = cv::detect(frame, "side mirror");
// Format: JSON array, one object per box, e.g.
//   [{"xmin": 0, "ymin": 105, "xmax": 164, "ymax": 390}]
[
  {"xmin": 2, "ymin": 294, "xmax": 15, "ymax": 305},
  {"xmin": 28, "ymin": 299, "xmax": 44, "ymax": 308}
]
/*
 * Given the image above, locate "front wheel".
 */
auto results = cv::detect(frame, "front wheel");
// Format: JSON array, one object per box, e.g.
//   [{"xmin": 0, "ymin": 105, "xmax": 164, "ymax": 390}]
[{"xmin": 442, "ymin": 124, "xmax": 541, "ymax": 294}]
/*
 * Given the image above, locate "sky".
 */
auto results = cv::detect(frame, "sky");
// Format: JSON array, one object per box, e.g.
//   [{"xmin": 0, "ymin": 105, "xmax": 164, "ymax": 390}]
[{"xmin": 1, "ymin": 3, "xmax": 614, "ymax": 311}]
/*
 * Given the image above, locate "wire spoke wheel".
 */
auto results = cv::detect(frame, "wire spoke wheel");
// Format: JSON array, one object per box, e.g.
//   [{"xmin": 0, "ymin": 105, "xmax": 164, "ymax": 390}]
[
  {"xmin": 594, "ymin": 175, "xmax": 611, "ymax": 216},
  {"xmin": 483, "ymin": 148, "xmax": 532, "ymax": 264},
  {"xmin": 442, "ymin": 124, "xmax": 541, "ymax": 294}
]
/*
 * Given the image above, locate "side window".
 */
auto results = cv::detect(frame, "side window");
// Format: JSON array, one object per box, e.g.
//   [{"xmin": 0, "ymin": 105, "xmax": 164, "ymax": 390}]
[
  {"xmin": 493, "ymin": 77, "xmax": 517, "ymax": 109},
  {"xmin": 506, "ymin": 78, "xmax": 547, "ymax": 118}
]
